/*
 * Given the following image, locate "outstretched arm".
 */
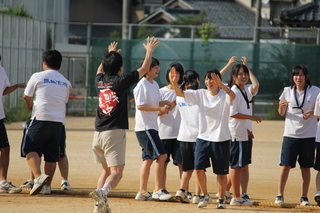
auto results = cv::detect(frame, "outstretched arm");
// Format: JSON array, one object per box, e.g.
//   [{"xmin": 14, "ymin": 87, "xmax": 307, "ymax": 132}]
[
  {"xmin": 220, "ymin": 56, "xmax": 237, "ymax": 77},
  {"xmin": 242, "ymin": 56, "xmax": 259, "ymax": 94},
  {"xmin": 137, "ymin": 37, "xmax": 160, "ymax": 79},
  {"xmin": 211, "ymin": 73, "xmax": 235, "ymax": 101},
  {"xmin": 3, "ymin": 83, "xmax": 26, "ymax": 95},
  {"xmin": 96, "ymin": 42, "xmax": 122, "ymax": 75}
]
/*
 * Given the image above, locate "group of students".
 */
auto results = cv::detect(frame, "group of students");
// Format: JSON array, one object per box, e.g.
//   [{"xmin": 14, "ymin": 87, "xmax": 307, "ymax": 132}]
[
  {"xmin": 91, "ymin": 37, "xmax": 320, "ymax": 213},
  {"xmin": 132, "ymin": 54, "xmax": 261, "ymax": 210}
]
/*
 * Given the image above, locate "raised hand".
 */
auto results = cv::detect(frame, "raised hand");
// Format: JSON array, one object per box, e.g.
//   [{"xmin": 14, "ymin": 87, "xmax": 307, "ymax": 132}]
[
  {"xmin": 143, "ymin": 36, "xmax": 160, "ymax": 53},
  {"xmin": 241, "ymin": 56, "xmax": 248, "ymax": 67},
  {"xmin": 108, "ymin": 42, "xmax": 121, "ymax": 53}
]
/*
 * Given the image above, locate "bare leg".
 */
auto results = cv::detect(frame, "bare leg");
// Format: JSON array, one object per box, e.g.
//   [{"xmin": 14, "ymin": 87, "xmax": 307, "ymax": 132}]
[
  {"xmin": 196, "ymin": 169, "xmax": 207, "ymax": 195},
  {"xmin": 180, "ymin": 170, "xmax": 193, "ymax": 190},
  {"xmin": 230, "ymin": 167, "xmax": 241, "ymax": 198},
  {"xmin": 139, "ymin": 159, "xmax": 153, "ymax": 192},
  {"xmin": 301, "ymin": 167, "xmax": 311, "ymax": 197},
  {"xmin": 26, "ymin": 152, "xmax": 42, "ymax": 178},
  {"xmin": 58, "ymin": 156, "xmax": 69, "ymax": 180},
  {"xmin": 240, "ymin": 165, "xmax": 249, "ymax": 195},
  {"xmin": 154, "ymin": 154, "xmax": 167, "ymax": 190},
  {"xmin": 44, "ymin": 161, "xmax": 57, "ymax": 186},
  {"xmin": 0, "ymin": 147, "xmax": 10, "ymax": 181},
  {"xmin": 277, "ymin": 165, "xmax": 291, "ymax": 195},
  {"xmin": 217, "ymin": 174, "xmax": 227, "ymax": 199}
]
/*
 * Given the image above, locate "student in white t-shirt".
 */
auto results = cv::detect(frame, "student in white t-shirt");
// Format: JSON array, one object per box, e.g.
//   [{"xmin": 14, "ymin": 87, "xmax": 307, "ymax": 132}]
[
  {"xmin": 134, "ymin": 57, "xmax": 174, "ymax": 201},
  {"xmin": 170, "ymin": 68, "xmax": 235, "ymax": 209},
  {"xmin": 226, "ymin": 57, "xmax": 261, "ymax": 206},
  {"xmin": 174, "ymin": 70, "xmax": 202, "ymax": 204},
  {"xmin": 158, "ymin": 62, "xmax": 184, "ymax": 194},
  {"xmin": 313, "ymin": 93, "xmax": 320, "ymax": 206},
  {"xmin": 275, "ymin": 65, "xmax": 320, "ymax": 206}
]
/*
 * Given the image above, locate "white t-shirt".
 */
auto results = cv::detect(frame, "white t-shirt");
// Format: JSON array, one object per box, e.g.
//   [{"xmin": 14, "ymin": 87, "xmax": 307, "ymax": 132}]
[
  {"xmin": 24, "ymin": 70, "xmax": 72, "ymax": 123},
  {"xmin": 184, "ymin": 88, "xmax": 231, "ymax": 142},
  {"xmin": 313, "ymin": 93, "xmax": 320, "ymax": 142},
  {"xmin": 0, "ymin": 66, "xmax": 11, "ymax": 120},
  {"xmin": 229, "ymin": 84, "xmax": 257, "ymax": 141},
  {"xmin": 279, "ymin": 85, "xmax": 320, "ymax": 138},
  {"xmin": 158, "ymin": 86, "xmax": 181, "ymax": 139},
  {"xmin": 134, "ymin": 77, "xmax": 160, "ymax": 131},
  {"xmin": 176, "ymin": 96, "xmax": 199, "ymax": 142}
]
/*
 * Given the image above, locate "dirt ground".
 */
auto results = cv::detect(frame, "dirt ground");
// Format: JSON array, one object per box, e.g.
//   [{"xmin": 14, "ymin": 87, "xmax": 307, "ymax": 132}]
[{"xmin": 1, "ymin": 117, "xmax": 320, "ymax": 213}]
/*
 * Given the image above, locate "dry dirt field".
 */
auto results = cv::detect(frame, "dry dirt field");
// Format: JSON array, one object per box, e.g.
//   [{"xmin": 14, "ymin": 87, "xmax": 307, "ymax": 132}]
[{"xmin": 1, "ymin": 117, "xmax": 320, "ymax": 213}]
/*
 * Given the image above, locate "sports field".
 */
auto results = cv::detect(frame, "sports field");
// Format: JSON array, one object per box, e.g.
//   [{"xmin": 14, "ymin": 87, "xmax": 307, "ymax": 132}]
[{"xmin": 1, "ymin": 117, "xmax": 320, "ymax": 212}]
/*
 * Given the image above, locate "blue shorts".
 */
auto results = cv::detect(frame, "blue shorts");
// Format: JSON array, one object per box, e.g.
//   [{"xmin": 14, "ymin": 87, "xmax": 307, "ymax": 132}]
[
  {"xmin": 0, "ymin": 119, "xmax": 9, "ymax": 148},
  {"xmin": 21, "ymin": 121, "xmax": 67, "ymax": 158},
  {"xmin": 194, "ymin": 138, "xmax": 230, "ymax": 175},
  {"xmin": 314, "ymin": 142, "xmax": 320, "ymax": 171},
  {"xmin": 21, "ymin": 119, "xmax": 63, "ymax": 162},
  {"xmin": 280, "ymin": 136, "xmax": 315, "ymax": 168},
  {"xmin": 162, "ymin": 138, "xmax": 182, "ymax": 165},
  {"xmin": 230, "ymin": 139, "xmax": 252, "ymax": 169},
  {"xmin": 135, "ymin": 129, "xmax": 167, "ymax": 161},
  {"xmin": 179, "ymin": 141, "xmax": 196, "ymax": 171}
]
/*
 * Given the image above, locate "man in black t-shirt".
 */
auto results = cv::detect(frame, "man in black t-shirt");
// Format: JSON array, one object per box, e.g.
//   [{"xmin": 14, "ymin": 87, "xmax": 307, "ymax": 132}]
[{"xmin": 91, "ymin": 37, "xmax": 160, "ymax": 213}]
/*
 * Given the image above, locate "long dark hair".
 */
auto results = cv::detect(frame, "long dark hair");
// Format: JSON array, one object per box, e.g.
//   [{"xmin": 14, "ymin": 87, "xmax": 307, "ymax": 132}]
[
  {"xmin": 180, "ymin": 70, "xmax": 199, "ymax": 91},
  {"xmin": 227, "ymin": 64, "xmax": 249, "ymax": 88},
  {"xmin": 290, "ymin": 65, "xmax": 311, "ymax": 89}
]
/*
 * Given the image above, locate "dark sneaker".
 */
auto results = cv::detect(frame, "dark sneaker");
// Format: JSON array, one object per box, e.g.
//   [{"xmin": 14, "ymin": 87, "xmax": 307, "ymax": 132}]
[
  {"xmin": 300, "ymin": 196, "xmax": 310, "ymax": 206},
  {"xmin": 314, "ymin": 191, "xmax": 320, "ymax": 206},
  {"xmin": 274, "ymin": 195, "xmax": 284, "ymax": 204},
  {"xmin": 217, "ymin": 198, "xmax": 226, "ymax": 209}
]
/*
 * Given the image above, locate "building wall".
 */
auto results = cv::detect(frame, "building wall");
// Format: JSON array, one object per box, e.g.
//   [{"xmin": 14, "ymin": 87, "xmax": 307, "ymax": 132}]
[{"xmin": 69, "ymin": 0, "xmax": 122, "ymax": 23}]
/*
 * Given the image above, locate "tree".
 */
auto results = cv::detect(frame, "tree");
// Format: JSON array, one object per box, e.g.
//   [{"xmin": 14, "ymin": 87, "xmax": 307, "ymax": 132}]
[{"xmin": 0, "ymin": 4, "xmax": 32, "ymax": 18}]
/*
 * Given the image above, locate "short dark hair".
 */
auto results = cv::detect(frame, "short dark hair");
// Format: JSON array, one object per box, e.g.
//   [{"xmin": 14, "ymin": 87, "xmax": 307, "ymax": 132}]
[
  {"xmin": 102, "ymin": 51, "xmax": 123, "ymax": 76},
  {"xmin": 42, "ymin": 49, "xmax": 62, "ymax": 70},
  {"xmin": 166, "ymin": 62, "xmax": 184, "ymax": 84}
]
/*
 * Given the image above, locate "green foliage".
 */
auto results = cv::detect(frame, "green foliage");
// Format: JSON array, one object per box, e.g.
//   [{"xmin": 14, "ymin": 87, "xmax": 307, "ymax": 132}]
[
  {"xmin": 0, "ymin": 4, "xmax": 32, "ymax": 18},
  {"xmin": 137, "ymin": 24, "xmax": 152, "ymax": 39},
  {"xmin": 4, "ymin": 101, "xmax": 31, "ymax": 124},
  {"xmin": 198, "ymin": 22, "xmax": 219, "ymax": 42},
  {"xmin": 110, "ymin": 30, "xmax": 121, "ymax": 39},
  {"xmin": 263, "ymin": 104, "xmax": 285, "ymax": 120}
]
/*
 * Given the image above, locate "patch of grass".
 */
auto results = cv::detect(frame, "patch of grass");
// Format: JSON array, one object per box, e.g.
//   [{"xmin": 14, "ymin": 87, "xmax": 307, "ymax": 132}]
[{"xmin": 4, "ymin": 102, "xmax": 31, "ymax": 124}]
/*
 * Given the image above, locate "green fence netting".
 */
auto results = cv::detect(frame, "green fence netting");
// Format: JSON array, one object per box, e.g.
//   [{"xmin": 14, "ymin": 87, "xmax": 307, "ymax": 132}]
[{"xmin": 88, "ymin": 38, "xmax": 320, "ymax": 119}]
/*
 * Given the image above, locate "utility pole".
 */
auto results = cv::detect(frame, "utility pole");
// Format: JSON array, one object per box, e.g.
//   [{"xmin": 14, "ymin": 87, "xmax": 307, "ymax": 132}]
[
  {"xmin": 122, "ymin": 0, "xmax": 131, "ymax": 39},
  {"xmin": 254, "ymin": 0, "xmax": 262, "ymax": 43}
]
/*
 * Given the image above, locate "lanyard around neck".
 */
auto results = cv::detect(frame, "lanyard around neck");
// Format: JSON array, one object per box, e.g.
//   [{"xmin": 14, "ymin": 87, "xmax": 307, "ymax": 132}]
[
  {"xmin": 293, "ymin": 85, "xmax": 307, "ymax": 113},
  {"xmin": 235, "ymin": 84, "xmax": 252, "ymax": 109}
]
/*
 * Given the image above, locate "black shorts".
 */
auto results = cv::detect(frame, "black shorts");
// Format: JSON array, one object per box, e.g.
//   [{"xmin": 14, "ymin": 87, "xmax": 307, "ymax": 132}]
[
  {"xmin": 21, "ymin": 120, "xmax": 63, "ymax": 162},
  {"xmin": 162, "ymin": 138, "xmax": 182, "ymax": 165},
  {"xmin": 179, "ymin": 141, "xmax": 196, "ymax": 171},
  {"xmin": 0, "ymin": 119, "xmax": 9, "ymax": 148}
]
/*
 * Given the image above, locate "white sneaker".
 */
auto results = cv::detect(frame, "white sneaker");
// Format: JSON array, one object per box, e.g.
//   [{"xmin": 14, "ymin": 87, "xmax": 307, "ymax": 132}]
[
  {"xmin": 20, "ymin": 180, "xmax": 34, "ymax": 189},
  {"xmin": 186, "ymin": 191, "xmax": 192, "ymax": 199},
  {"xmin": 61, "ymin": 180, "xmax": 71, "ymax": 190},
  {"xmin": 274, "ymin": 195, "xmax": 284, "ymax": 204},
  {"xmin": 216, "ymin": 198, "xmax": 226, "ymax": 209},
  {"xmin": 192, "ymin": 195, "xmax": 200, "ymax": 204},
  {"xmin": 241, "ymin": 193, "xmax": 253, "ymax": 205},
  {"xmin": 175, "ymin": 190, "xmax": 190, "ymax": 203},
  {"xmin": 92, "ymin": 189, "xmax": 111, "ymax": 213},
  {"xmin": 135, "ymin": 191, "xmax": 153, "ymax": 201},
  {"xmin": 216, "ymin": 191, "xmax": 232, "ymax": 203},
  {"xmin": 314, "ymin": 191, "xmax": 320, "ymax": 206},
  {"xmin": 0, "ymin": 182, "xmax": 22, "ymax": 194},
  {"xmin": 152, "ymin": 189, "xmax": 172, "ymax": 201},
  {"xmin": 197, "ymin": 195, "xmax": 212, "ymax": 208},
  {"xmin": 230, "ymin": 197, "xmax": 252, "ymax": 206},
  {"xmin": 40, "ymin": 185, "xmax": 51, "ymax": 195},
  {"xmin": 300, "ymin": 196, "xmax": 310, "ymax": 206},
  {"xmin": 30, "ymin": 174, "xmax": 50, "ymax": 195},
  {"xmin": 93, "ymin": 202, "xmax": 100, "ymax": 213}
]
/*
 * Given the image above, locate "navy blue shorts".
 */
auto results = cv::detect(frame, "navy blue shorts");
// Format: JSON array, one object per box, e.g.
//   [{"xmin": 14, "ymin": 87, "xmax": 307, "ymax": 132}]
[
  {"xmin": 194, "ymin": 138, "xmax": 230, "ymax": 175},
  {"xmin": 135, "ymin": 129, "xmax": 167, "ymax": 161},
  {"xmin": 21, "ymin": 120, "xmax": 63, "ymax": 162},
  {"xmin": 0, "ymin": 119, "xmax": 9, "ymax": 148},
  {"xmin": 180, "ymin": 141, "xmax": 196, "ymax": 171},
  {"xmin": 230, "ymin": 139, "xmax": 252, "ymax": 169},
  {"xmin": 280, "ymin": 136, "xmax": 315, "ymax": 168},
  {"xmin": 21, "ymin": 122, "xmax": 66, "ymax": 158},
  {"xmin": 162, "ymin": 138, "xmax": 182, "ymax": 165}
]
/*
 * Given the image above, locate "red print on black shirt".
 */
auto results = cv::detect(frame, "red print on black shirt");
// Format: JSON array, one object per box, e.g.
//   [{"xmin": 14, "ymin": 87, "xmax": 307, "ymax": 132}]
[{"xmin": 99, "ymin": 89, "xmax": 119, "ymax": 115}]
